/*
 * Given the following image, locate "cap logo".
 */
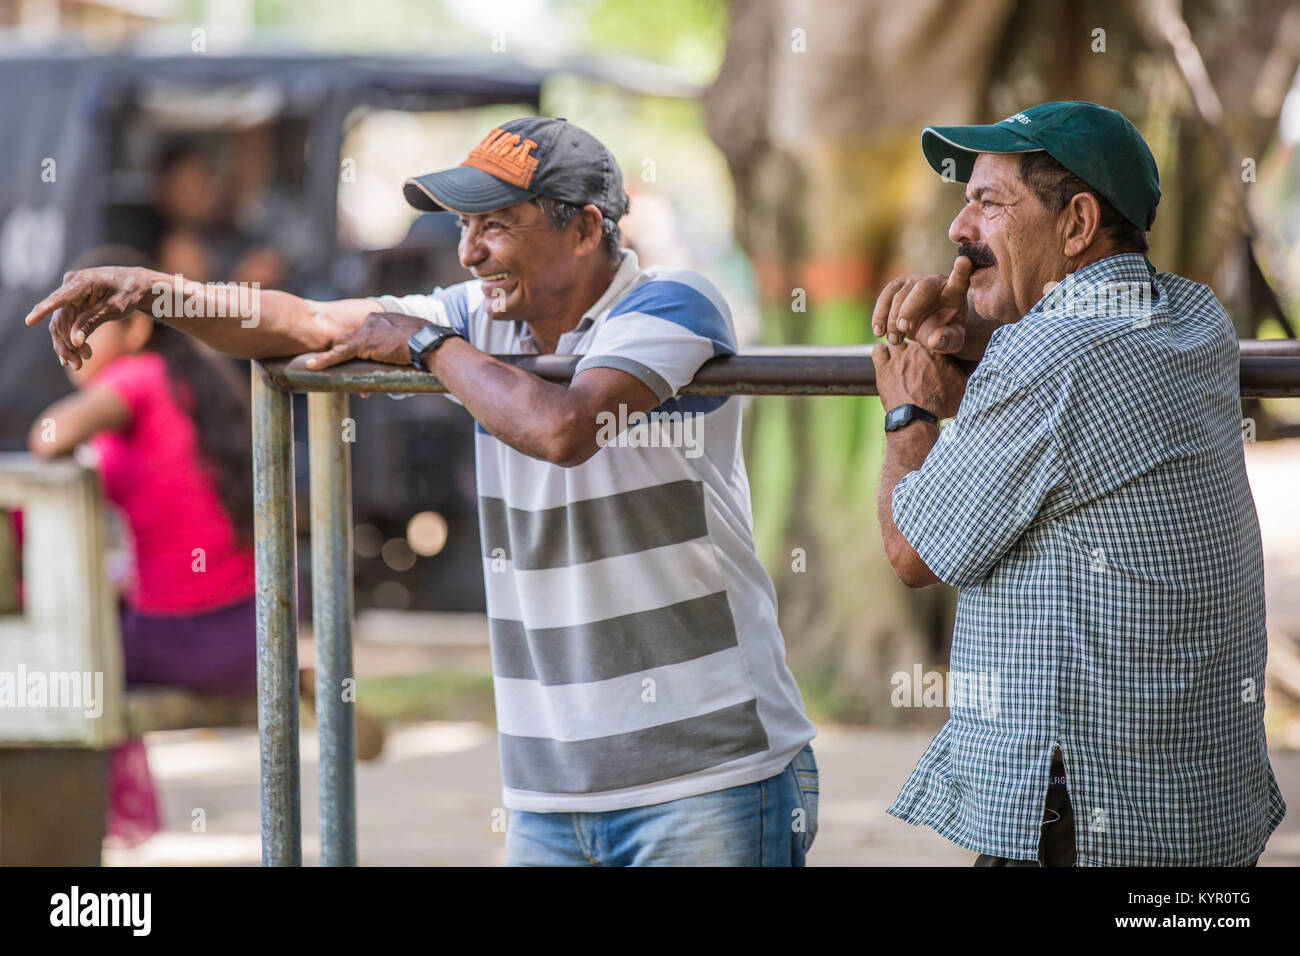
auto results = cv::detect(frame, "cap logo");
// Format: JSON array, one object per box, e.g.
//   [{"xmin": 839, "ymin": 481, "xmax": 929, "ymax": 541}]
[
  {"xmin": 461, "ymin": 128, "xmax": 540, "ymax": 188},
  {"xmin": 1004, "ymin": 113, "xmax": 1030, "ymax": 125}
]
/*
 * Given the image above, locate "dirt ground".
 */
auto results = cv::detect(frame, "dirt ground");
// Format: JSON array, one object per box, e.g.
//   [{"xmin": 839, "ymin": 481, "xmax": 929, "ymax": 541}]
[{"xmin": 101, "ymin": 720, "xmax": 1299, "ymax": 867}]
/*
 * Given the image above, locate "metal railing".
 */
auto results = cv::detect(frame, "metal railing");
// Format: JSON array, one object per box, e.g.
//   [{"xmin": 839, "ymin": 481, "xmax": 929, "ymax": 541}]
[{"xmin": 250, "ymin": 340, "xmax": 1300, "ymax": 866}]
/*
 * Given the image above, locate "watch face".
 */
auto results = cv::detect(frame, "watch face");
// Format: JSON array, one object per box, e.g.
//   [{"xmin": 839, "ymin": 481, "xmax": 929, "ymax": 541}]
[
  {"xmin": 410, "ymin": 325, "xmax": 436, "ymax": 368},
  {"xmin": 411, "ymin": 324, "xmax": 458, "ymax": 369},
  {"xmin": 413, "ymin": 325, "xmax": 440, "ymax": 350}
]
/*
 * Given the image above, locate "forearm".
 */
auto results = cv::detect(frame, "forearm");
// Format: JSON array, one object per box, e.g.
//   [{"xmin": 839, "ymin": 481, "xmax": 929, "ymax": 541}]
[
  {"xmin": 877, "ymin": 421, "xmax": 941, "ymax": 587},
  {"xmin": 304, "ymin": 313, "xmax": 659, "ymax": 465},
  {"xmin": 138, "ymin": 270, "xmax": 373, "ymax": 359},
  {"xmin": 28, "ymin": 387, "xmax": 128, "ymax": 458},
  {"xmin": 425, "ymin": 339, "xmax": 584, "ymax": 464}
]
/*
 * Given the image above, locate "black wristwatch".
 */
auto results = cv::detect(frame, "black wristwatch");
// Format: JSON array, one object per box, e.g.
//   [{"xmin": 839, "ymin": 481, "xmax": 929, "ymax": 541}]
[
  {"xmin": 883, "ymin": 403, "xmax": 939, "ymax": 432},
  {"xmin": 408, "ymin": 323, "xmax": 462, "ymax": 370}
]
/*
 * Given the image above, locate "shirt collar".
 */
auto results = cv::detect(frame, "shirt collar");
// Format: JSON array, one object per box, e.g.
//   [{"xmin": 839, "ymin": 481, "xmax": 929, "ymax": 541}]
[
  {"xmin": 516, "ymin": 249, "xmax": 644, "ymax": 343},
  {"xmin": 1025, "ymin": 252, "xmax": 1159, "ymax": 322}
]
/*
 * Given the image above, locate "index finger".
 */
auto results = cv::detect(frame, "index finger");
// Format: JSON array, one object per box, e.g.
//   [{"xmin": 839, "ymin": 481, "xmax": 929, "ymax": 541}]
[
  {"xmin": 939, "ymin": 256, "xmax": 973, "ymax": 306},
  {"xmin": 25, "ymin": 285, "xmax": 80, "ymax": 326}
]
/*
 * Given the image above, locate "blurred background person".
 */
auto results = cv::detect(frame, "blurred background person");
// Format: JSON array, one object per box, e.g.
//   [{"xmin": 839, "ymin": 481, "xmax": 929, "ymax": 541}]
[
  {"xmin": 151, "ymin": 144, "xmax": 287, "ymax": 288},
  {"xmin": 28, "ymin": 246, "xmax": 258, "ymax": 847}
]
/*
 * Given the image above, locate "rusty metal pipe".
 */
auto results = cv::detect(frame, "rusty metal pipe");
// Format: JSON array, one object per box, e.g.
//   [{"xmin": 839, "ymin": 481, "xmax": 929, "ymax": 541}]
[
  {"xmin": 259, "ymin": 341, "xmax": 1300, "ymax": 399},
  {"xmin": 251, "ymin": 366, "xmax": 302, "ymax": 866},
  {"xmin": 307, "ymin": 392, "xmax": 358, "ymax": 867},
  {"xmin": 250, "ymin": 337, "xmax": 1299, "ymax": 864}
]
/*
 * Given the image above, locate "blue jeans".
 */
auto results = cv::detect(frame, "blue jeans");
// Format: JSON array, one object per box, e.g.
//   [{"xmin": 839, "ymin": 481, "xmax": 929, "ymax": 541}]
[{"xmin": 505, "ymin": 744, "xmax": 819, "ymax": 866}]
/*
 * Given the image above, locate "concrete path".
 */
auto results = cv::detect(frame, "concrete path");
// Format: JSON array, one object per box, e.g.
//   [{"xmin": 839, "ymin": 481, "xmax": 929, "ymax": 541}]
[
  {"xmin": 103, "ymin": 437, "xmax": 1300, "ymax": 866},
  {"xmin": 103, "ymin": 720, "xmax": 1298, "ymax": 866}
]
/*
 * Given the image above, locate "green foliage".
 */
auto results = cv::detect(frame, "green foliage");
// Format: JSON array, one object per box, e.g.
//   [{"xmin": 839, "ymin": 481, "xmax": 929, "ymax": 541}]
[
  {"xmin": 243, "ymin": 0, "xmax": 727, "ymax": 69},
  {"xmin": 574, "ymin": 0, "xmax": 727, "ymax": 77},
  {"xmin": 749, "ymin": 296, "xmax": 884, "ymax": 570}
]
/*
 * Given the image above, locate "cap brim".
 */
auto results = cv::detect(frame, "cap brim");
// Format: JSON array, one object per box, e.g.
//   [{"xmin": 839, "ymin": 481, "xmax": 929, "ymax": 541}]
[
  {"xmin": 921, "ymin": 124, "xmax": 1042, "ymax": 183},
  {"xmin": 402, "ymin": 165, "xmax": 535, "ymax": 213}
]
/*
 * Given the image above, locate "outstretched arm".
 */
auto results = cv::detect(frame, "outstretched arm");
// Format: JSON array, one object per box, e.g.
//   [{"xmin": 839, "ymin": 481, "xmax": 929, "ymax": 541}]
[{"xmin": 25, "ymin": 266, "xmax": 378, "ymax": 366}]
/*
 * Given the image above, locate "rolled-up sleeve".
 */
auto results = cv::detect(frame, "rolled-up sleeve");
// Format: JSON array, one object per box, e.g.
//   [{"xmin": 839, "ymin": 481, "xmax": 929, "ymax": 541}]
[{"xmin": 892, "ymin": 361, "xmax": 1069, "ymax": 589}]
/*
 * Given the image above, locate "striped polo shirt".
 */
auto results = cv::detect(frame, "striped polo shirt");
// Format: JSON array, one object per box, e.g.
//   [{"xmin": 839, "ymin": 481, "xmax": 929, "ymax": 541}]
[{"xmin": 374, "ymin": 250, "xmax": 816, "ymax": 812}]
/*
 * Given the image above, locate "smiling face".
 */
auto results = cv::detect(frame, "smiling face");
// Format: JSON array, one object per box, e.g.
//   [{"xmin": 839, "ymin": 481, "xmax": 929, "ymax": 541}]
[
  {"xmin": 454, "ymin": 199, "xmax": 597, "ymax": 323},
  {"xmin": 947, "ymin": 152, "xmax": 1076, "ymax": 325}
]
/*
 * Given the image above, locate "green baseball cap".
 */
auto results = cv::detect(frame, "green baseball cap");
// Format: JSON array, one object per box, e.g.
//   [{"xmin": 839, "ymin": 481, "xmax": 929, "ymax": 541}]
[{"xmin": 921, "ymin": 101, "xmax": 1160, "ymax": 231}]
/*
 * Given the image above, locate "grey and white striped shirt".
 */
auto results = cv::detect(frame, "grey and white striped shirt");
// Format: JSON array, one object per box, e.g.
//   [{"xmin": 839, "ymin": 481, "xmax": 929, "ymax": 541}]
[{"xmin": 375, "ymin": 250, "xmax": 816, "ymax": 812}]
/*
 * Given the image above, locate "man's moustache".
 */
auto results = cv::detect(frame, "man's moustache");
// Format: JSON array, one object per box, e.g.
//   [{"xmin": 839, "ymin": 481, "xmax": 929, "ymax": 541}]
[{"xmin": 957, "ymin": 243, "xmax": 996, "ymax": 270}]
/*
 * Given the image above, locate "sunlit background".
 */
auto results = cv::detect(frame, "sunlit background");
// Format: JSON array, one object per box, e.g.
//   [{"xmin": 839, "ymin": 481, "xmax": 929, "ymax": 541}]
[{"xmin": 0, "ymin": 0, "xmax": 1298, "ymax": 866}]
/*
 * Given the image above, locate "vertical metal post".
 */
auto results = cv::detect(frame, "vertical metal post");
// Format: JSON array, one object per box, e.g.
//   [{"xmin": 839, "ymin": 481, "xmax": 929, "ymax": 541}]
[
  {"xmin": 307, "ymin": 392, "xmax": 357, "ymax": 866},
  {"xmin": 252, "ymin": 366, "xmax": 302, "ymax": 866}
]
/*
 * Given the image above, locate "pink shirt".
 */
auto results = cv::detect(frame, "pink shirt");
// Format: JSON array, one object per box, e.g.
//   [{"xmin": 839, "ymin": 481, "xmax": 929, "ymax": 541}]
[{"xmin": 91, "ymin": 353, "xmax": 255, "ymax": 614}]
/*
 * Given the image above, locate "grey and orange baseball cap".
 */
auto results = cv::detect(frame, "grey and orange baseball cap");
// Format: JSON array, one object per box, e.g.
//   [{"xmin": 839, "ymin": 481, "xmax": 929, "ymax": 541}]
[
  {"xmin": 920, "ymin": 101, "xmax": 1160, "ymax": 231},
  {"xmin": 403, "ymin": 117, "xmax": 628, "ymax": 220}
]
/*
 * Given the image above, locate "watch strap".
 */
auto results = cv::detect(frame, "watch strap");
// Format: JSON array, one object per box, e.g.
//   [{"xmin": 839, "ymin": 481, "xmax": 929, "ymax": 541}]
[
  {"xmin": 884, "ymin": 403, "xmax": 939, "ymax": 432},
  {"xmin": 408, "ymin": 324, "xmax": 461, "ymax": 369}
]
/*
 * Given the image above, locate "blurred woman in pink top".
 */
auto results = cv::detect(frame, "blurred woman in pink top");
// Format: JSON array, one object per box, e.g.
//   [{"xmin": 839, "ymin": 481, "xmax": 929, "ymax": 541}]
[{"xmin": 30, "ymin": 248, "xmax": 256, "ymax": 847}]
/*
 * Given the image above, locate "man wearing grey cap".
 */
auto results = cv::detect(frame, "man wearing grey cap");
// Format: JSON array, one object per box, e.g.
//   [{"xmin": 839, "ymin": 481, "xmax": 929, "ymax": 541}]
[
  {"xmin": 868, "ymin": 101, "xmax": 1286, "ymax": 865},
  {"xmin": 29, "ymin": 117, "xmax": 819, "ymax": 867}
]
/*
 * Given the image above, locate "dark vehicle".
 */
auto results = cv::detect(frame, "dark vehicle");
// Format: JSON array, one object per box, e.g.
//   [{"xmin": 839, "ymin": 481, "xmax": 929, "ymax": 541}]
[{"xmin": 0, "ymin": 50, "xmax": 561, "ymax": 613}]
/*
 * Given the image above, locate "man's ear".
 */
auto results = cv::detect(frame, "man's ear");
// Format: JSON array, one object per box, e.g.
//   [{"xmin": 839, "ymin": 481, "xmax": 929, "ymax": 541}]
[
  {"xmin": 1061, "ymin": 192, "xmax": 1102, "ymax": 258},
  {"xmin": 573, "ymin": 204, "xmax": 605, "ymax": 257}
]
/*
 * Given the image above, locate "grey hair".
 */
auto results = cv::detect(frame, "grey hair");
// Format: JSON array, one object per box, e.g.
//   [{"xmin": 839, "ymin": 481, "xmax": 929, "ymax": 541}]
[
  {"xmin": 1017, "ymin": 152, "xmax": 1151, "ymax": 254},
  {"xmin": 530, "ymin": 195, "xmax": 624, "ymax": 261}
]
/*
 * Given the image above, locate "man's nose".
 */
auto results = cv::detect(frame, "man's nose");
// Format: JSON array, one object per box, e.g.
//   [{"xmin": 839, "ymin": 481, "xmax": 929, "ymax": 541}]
[
  {"xmin": 949, "ymin": 204, "xmax": 977, "ymax": 246},
  {"xmin": 459, "ymin": 228, "xmax": 486, "ymax": 269}
]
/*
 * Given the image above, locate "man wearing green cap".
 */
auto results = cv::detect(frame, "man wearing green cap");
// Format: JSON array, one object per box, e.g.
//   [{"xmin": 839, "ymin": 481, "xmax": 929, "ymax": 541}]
[{"xmin": 870, "ymin": 101, "xmax": 1285, "ymax": 865}]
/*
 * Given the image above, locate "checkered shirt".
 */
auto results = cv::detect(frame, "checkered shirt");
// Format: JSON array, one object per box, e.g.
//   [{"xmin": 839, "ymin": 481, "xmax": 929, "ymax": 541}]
[{"xmin": 887, "ymin": 253, "xmax": 1287, "ymax": 865}]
